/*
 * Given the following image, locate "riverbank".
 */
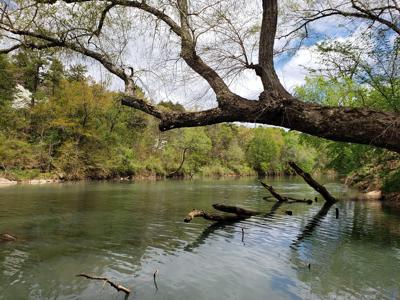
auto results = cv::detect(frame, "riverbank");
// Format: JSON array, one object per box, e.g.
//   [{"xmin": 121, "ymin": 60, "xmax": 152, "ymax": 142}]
[{"xmin": 2, "ymin": 170, "xmax": 398, "ymax": 209}]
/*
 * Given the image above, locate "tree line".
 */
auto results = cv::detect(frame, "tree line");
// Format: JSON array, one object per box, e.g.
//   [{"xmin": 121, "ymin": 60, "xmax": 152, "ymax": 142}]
[{"xmin": 0, "ymin": 50, "xmax": 320, "ymax": 181}]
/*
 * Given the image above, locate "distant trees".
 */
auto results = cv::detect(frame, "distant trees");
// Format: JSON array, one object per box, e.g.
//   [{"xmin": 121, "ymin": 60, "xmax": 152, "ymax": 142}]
[{"xmin": 0, "ymin": 51, "xmax": 319, "ymax": 180}]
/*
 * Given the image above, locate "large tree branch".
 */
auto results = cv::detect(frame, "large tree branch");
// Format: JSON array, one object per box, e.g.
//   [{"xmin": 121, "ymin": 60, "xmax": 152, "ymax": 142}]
[
  {"xmin": 2, "ymin": 0, "xmax": 400, "ymax": 154},
  {"xmin": 147, "ymin": 96, "xmax": 400, "ymax": 153},
  {"xmin": 175, "ymin": 0, "xmax": 235, "ymax": 105},
  {"xmin": 42, "ymin": 0, "xmax": 237, "ymax": 104}
]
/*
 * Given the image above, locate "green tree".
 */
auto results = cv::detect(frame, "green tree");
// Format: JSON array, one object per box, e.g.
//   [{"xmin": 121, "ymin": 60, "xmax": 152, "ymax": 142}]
[{"xmin": 246, "ymin": 128, "xmax": 282, "ymax": 176}]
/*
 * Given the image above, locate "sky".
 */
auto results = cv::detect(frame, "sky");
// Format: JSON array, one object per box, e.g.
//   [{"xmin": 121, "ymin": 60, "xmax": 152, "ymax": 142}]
[
  {"xmin": 49, "ymin": 1, "xmax": 375, "ymax": 110},
  {"xmin": 0, "ymin": 0, "xmax": 18, "ymax": 10}
]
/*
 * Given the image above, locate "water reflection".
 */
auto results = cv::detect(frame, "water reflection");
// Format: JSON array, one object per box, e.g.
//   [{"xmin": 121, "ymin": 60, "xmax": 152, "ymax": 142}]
[
  {"xmin": 291, "ymin": 201, "xmax": 335, "ymax": 249},
  {"xmin": 0, "ymin": 179, "xmax": 399, "ymax": 299}
]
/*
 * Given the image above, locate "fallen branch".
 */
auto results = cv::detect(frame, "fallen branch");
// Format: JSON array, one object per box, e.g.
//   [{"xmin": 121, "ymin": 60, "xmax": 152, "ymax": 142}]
[
  {"xmin": 259, "ymin": 181, "xmax": 286, "ymax": 202},
  {"xmin": 259, "ymin": 181, "xmax": 312, "ymax": 204},
  {"xmin": 288, "ymin": 161, "xmax": 336, "ymax": 203},
  {"xmin": 212, "ymin": 204, "xmax": 259, "ymax": 216},
  {"xmin": 184, "ymin": 204, "xmax": 259, "ymax": 223},
  {"xmin": 286, "ymin": 198, "xmax": 313, "ymax": 205},
  {"xmin": 184, "ymin": 209, "xmax": 248, "ymax": 223},
  {"xmin": 153, "ymin": 269, "xmax": 159, "ymax": 290},
  {"xmin": 183, "ymin": 209, "xmax": 246, "ymax": 223},
  {"xmin": 76, "ymin": 274, "xmax": 131, "ymax": 295}
]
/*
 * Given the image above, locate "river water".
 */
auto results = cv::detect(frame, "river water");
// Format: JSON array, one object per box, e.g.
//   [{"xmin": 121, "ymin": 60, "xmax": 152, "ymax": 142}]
[{"xmin": 0, "ymin": 178, "xmax": 399, "ymax": 299}]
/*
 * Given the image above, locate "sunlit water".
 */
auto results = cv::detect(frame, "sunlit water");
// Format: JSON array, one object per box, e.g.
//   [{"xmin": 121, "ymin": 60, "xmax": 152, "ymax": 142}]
[{"xmin": 0, "ymin": 178, "xmax": 399, "ymax": 300}]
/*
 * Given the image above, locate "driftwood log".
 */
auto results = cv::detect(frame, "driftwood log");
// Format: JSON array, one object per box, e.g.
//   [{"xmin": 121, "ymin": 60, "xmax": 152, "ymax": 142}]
[
  {"xmin": 76, "ymin": 274, "xmax": 131, "ymax": 295},
  {"xmin": 184, "ymin": 204, "xmax": 259, "ymax": 223}
]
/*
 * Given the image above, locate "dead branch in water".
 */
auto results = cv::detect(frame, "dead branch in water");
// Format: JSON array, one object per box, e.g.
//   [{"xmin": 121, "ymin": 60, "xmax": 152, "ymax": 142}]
[
  {"xmin": 153, "ymin": 269, "xmax": 159, "ymax": 290},
  {"xmin": 76, "ymin": 274, "xmax": 131, "ymax": 295},
  {"xmin": 288, "ymin": 161, "xmax": 336, "ymax": 203},
  {"xmin": 259, "ymin": 181, "xmax": 286, "ymax": 202},
  {"xmin": 184, "ymin": 204, "xmax": 260, "ymax": 223},
  {"xmin": 212, "ymin": 204, "xmax": 259, "ymax": 216},
  {"xmin": 259, "ymin": 181, "xmax": 312, "ymax": 204},
  {"xmin": 286, "ymin": 198, "xmax": 313, "ymax": 205}
]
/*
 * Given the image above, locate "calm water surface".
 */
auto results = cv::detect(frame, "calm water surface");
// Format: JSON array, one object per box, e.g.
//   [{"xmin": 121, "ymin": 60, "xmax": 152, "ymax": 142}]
[{"xmin": 0, "ymin": 178, "xmax": 399, "ymax": 300}]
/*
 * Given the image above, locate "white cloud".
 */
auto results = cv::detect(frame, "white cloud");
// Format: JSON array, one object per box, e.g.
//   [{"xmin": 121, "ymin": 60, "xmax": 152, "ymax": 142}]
[{"xmin": 277, "ymin": 46, "xmax": 320, "ymax": 91}]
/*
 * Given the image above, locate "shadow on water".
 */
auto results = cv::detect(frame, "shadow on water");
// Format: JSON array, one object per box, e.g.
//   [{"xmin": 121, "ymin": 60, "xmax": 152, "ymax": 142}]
[
  {"xmin": 184, "ymin": 221, "xmax": 237, "ymax": 252},
  {"xmin": 291, "ymin": 201, "xmax": 335, "ymax": 249}
]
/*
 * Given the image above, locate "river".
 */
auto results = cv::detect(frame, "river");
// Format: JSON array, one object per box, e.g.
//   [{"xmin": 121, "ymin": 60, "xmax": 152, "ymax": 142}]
[{"xmin": 0, "ymin": 178, "xmax": 399, "ymax": 299}]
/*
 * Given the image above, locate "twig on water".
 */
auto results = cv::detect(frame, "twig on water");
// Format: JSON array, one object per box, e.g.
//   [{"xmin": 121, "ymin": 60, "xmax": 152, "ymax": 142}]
[
  {"xmin": 76, "ymin": 273, "xmax": 131, "ymax": 295},
  {"xmin": 153, "ymin": 269, "xmax": 159, "ymax": 290}
]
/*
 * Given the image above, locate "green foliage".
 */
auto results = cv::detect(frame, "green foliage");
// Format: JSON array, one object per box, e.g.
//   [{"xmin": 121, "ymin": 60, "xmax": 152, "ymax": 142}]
[
  {"xmin": 383, "ymin": 170, "xmax": 400, "ymax": 193},
  {"xmin": 0, "ymin": 134, "xmax": 35, "ymax": 170},
  {"xmin": 0, "ymin": 54, "xmax": 15, "ymax": 105},
  {"xmin": 296, "ymin": 75, "xmax": 399, "ymax": 190},
  {"xmin": 0, "ymin": 51, "xmax": 321, "ymax": 180},
  {"xmin": 246, "ymin": 127, "xmax": 282, "ymax": 176}
]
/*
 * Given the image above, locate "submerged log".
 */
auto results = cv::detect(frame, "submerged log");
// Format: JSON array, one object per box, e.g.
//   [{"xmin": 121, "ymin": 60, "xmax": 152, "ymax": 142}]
[
  {"xmin": 184, "ymin": 209, "xmax": 248, "ymax": 223},
  {"xmin": 76, "ymin": 274, "xmax": 131, "ymax": 295},
  {"xmin": 288, "ymin": 161, "xmax": 336, "ymax": 203},
  {"xmin": 285, "ymin": 198, "xmax": 313, "ymax": 205},
  {"xmin": 184, "ymin": 204, "xmax": 259, "ymax": 223},
  {"xmin": 212, "ymin": 204, "xmax": 259, "ymax": 216}
]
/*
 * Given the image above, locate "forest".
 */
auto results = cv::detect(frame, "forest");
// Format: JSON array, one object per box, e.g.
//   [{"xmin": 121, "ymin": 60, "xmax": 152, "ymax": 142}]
[
  {"xmin": 0, "ymin": 50, "xmax": 315, "ymax": 179},
  {"xmin": 0, "ymin": 48, "xmax": 398, "ymax": 196}
]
